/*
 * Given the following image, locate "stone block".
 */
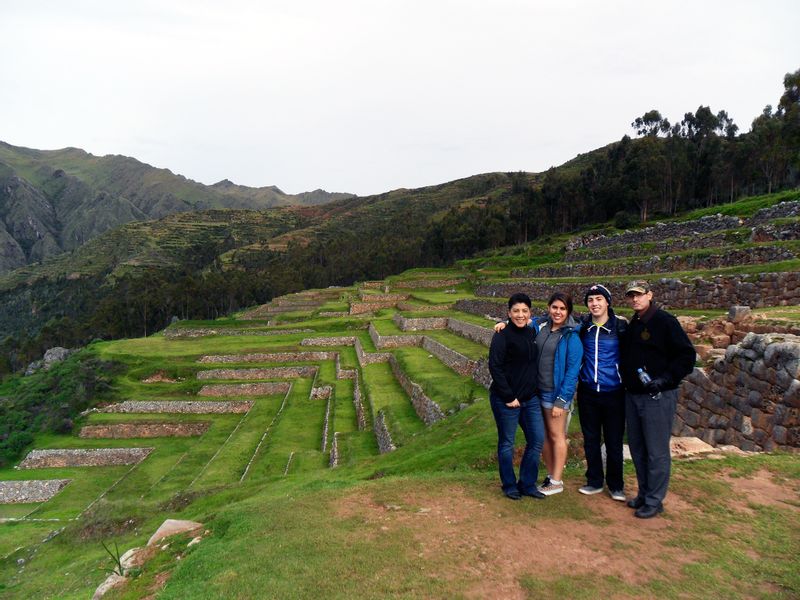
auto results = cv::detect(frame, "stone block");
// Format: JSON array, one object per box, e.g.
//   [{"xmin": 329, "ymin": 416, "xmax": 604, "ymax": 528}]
[
  {"xmin": 772, "ymin": 425, "xmax": 788, "ymax": 444},
  {"xmin": 728, "ymin": 306, "xmax": 751, "ymax": 323}
]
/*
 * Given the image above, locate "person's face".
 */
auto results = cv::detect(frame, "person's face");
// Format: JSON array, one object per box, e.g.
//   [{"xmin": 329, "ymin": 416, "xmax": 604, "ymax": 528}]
[
  {"xmin": 586, "ymin": 294, "xmax": 609, "ymax": 320},
  {"xmin": 626, "ymin": 290, "xmax": 653, "ymax": 314},
  {"xmin": 508, "ymin": 302, "xmax": 531, "ymax": 327},
  {"xmin": 549, "ymin": 299, "xmax": 568, "ymax": 327}
]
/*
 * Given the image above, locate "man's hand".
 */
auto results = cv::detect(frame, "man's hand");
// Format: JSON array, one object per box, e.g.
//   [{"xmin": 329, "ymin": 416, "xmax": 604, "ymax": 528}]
[
  {"xmin": 494, "ymin": 321, "xmax": 507, "ymax": 333},
  {"xmin": 505, "ymin": 398, "xmax": 520, "ymax": 408},
  {"xmin": 645, "ymin": 377, "xmax": 670, "ymax": 394}
]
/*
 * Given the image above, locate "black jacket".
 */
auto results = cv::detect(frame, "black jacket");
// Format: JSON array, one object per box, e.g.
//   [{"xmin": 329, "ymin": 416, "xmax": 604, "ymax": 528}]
[
  {"xmin": 620, "ymin": 303, "xmax": 695, "ymax": 393},
  {"xmin": 488, "ymin": 322, "xmax": 538, "ymax": 403}
]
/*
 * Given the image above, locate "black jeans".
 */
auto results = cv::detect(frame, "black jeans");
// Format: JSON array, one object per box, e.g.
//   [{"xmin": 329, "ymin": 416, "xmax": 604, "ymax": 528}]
[{"xmin": 577, "ymin": 387, "xmax": 625, "ymax": 491}]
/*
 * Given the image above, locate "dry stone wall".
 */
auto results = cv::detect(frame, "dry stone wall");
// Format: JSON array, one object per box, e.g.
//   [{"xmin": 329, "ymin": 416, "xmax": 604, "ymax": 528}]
[
  {"xmin": 474, "ymin": 272, "xmax": 800, "ymax": 310},
  {"xmin": 198, "ymin": 351, "xmax": 336, "ymax": 363},
  {"xmin": 388, "ymin": 355, "xmax": 445, "ymax": 425},
  {"xmin": 19, "ymin": 448, "xmax": 154, "ymax": 468},
  {"xmin": 447, "ymin": 318, "xmax": 494, "ymax": 347},
  {"xmin": 165, "ymin": 328, "xmax": 311, "ymax": 340},
  {"xmin": 373, "ymin": 410, "xmax": 396, "ymax": 453},
  {"xmin": 197, "ymin": 367, "xmax": 318, "ymax": 380},
  {"xmin": 368, "ymin": 323, "xmax": 423, "ymax": 349},
  {"xmin": 198, "ymin": 382, "xmax": 291, "ymax": 396},
  {"xmin": 393, "ymin": 315, "xmax": 448, "ymax": 331},
  {"xmin": 301, "ymin": 336, "xmax": 357, "ymax": 347},
  {"xmin": 676, "ymin": 332, "xmax": 800, "ymax": 451},
  {"xmin": 350, "ymin": 300, "xmax": 398, "ymax": 315},
  {"xmin": 0, "ymin": 479, "xmax": 71, "ymax": 504},
  {"xmin": 421, "ymin": 337, "xmax": 476, "ymax": 377},
  {"xmin": 80, "ymin": 422, "xmax": 210, "ymax": 438},
  {"xmin": 102, "ymin": 400, "xmax": 253, "ymax": 414}
]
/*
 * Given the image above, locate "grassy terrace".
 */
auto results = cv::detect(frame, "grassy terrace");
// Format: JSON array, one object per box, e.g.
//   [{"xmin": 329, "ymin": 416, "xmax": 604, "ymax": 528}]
[{"xmin": 361, "ymin": 363, "xmax": 424, "ymax": 444}]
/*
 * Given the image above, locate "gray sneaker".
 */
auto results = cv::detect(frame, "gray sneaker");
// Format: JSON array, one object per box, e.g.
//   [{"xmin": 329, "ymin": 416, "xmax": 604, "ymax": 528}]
[
  {"xmin": 609, "ymin": 489, "xmax": 626, "ymax": 502},
  {"xmin": 578, "ymin": 485, "xmax": 604, "ymax": 495}
]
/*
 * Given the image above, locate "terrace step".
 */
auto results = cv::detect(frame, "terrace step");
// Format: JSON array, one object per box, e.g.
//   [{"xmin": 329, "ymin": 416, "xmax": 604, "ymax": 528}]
[
  {"xmin": 101, "ymin": 400, "xmax": 253, "ymax": 414},
  {"xmin": 79, "ymin": 422, "xmax": 211, "ymax": 438},
  {"xmin": 197, "ymin": 366, "xmax": 318, "ymax": 380},
  {"xmin": 198, "ymin": 382, "xmax": 292, "ymax": 397},
  {"xmin": 18, "ymin": 448, "xmax": 154, "ymax": 469}
]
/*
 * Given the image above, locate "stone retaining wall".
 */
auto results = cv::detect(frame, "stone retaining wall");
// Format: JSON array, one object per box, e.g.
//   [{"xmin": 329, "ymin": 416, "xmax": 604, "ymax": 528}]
[
  {"xmin": 301, "ymin": 336, "xmax": 357, "ymax": 347},
  {"xmin": 355, "ymin": 338, "xmax": 392, "ymax": 366},
  {"xmin": 329, "ymin": 432, "xmax": 340, "ymax": 467},
  {"xmin": 350, "ymin": 300, "xmax": 398, "ymax": 314},
  {"xmin": 353, "ymin": 371, "xmax": 367, "ymax": 430},
  {"xmin": 453, "ymin": 300, "xmax": 506, "ymax": 322},
  {"xmin": 474, "ymin": 273, "xmax": 800, "ymax": 310},
  {"xmin": 198, "ymin": 382, "xmax": 291, "ymax": 396},
  {"xmin": 197, "ymin": 367, "xmax": 318, "ymax": 380},
  {"xmin": 164, "ymin": 328, "xmax": 311, "ymax": 340},
  {"xmin": 421, "ymin": 337, "xmax": 477, "ymax": 377},
  {"xmin": 747, "ymin": 200, "xmax": 800, "ymax": 224},
  {"xmin": 198, "ymin": 352, "xmax": 336, "ymax": 363},
  {"xmin": 79, "ymin": 422, "xmax": 210, "ymax": 438},
  {"xmin": 388, "ymin": 356, "xmax": 445, "ymax": 425},
  {"xmin": 393, "ymin": 315, "xmax": 448, "ymax": 331},
  {"xmin": 514, "ymin": 246, "xmax": 795, "ymax": 279},
  {"xmin": 102, "ymin": 400, "xmax": 253, "ymax": 414},
  {"xmin": 373, "ymin": 410, "xmax": 396, "ymax": 453},
  {"xmin": 675, "ymin": 332, "xmax": 800, "ymax": 451},
  {"xmin": 368, "ymin": 323, "xmax": 423, "ymax": 349},
  {"xmin": 321, "ymin": 396, "xmax": 332, "ymax": 451},
  {"xmin": 359, "ymin": 292, "xmax": 409, "ymax": 302},
  {"xmin": 565, "ymin": 230, "xmax": 749, "ymax": 262},
  {"xmin": 311, "ymin": 385, "xmax": 333, "ymax": 400},
  {"xmin": 19, "ymin": 447, "xmax": 154, "ymax": 469},
  {"xmin": 0, "ymin": 479, "xmax": 71, "ymax": 504},
  {"xmin": 391, "ymin": 279, "xmax": 463, "ymax": 289},
  {"xmin": 447, "ymin": 318, "xmax": 494, "ymax": 347},
  {"xmin": 396, "ymin": 302, "xmax": 453, "ymax": 312}
]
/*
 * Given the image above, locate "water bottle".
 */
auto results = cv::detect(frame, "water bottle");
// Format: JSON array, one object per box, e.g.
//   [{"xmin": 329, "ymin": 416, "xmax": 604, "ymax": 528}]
[{"xmin": 637, "ymin": 368, "xmax": 661, "ymax": 399}]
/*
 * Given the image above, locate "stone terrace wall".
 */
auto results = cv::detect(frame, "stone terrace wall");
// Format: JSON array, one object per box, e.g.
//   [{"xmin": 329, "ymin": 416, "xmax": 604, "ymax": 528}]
[
  {"xmin": 391, "ymin": 279, "xmax": 463, "ymax": 289},
  {"xmin": 349, "ymin": 300, "xmax": 398, "ymax": 315},
  {"xmin": 80, "ymin": 422, "xmax": 210, "ymax": 438},
  {"xmin": 676, "ymin": 332, "xmax": 800, "ymax": 451},
  {"xmin": 198, "ymin": 382, "xmax": 291, "ymax": 397},
  {"xmin": 329, "ymin": 432, "xmax": 340, "ymax": 467},
  {"xmin": 447, "ymin": 318, "xmax": 494, "ymax": 347},
  {"xmin": 453, "ymin": 300, "xmax": 506, "ymax": 322},
  {"xmin": 565, "ymin": 230, "xmax": 749, "ymax": 262},
  {"xmin": 352, "ymin": 370, "xmax": 367, "ymax": 430},
  {"xmin": 373, "ymin": 410, "xmax": 397, "ymax": 453},
  {"xmin": 388, "ymin": 355, "xmax": 445, "ymax": 425},
  {"xmin": 514, "ymin": 246, "xmax": 795, "ymax": 279},
  {"xmin": 747, "ymin": 200, "xmax": 800, "ymax": 224},
  {"xmin": 475, "ymin": 273, "xmax": 800, "ymax": 310},
  {"xmin": 368, "ymin": 323, "xmax": 423, "ymax": 349},
  {"xmin": 102, "ymin": 400, "xmax": 253, "ymax": 414},
  {"xmin": 19, "ymin": 448, "xmax": 154, "ymax": 468},
  {"xmin": 0, "ymin": 480, "xmax": 71, "ymax": 504},
  {"xmin": 422, "ymin": 337, "xmax": 477, "ymax": 377},
  {"xmin": 393, "ymin": 315, "xmax": 448, "ymax": 331},
  {"xmin": 301, "ymin": 337, "xmax": 357, "ymax": 347},
  {"xmin": 197, "ymin": 367, "xmax": 318, "ymax": 380},
  {"xmin": 165, "ymin": 328, "xmax": 311, "ymax": 340},
  {"xmin": 355, "ymin": 338, "xmax": 392, "ymax": 366},
  {"xmin": 198, "ymin": 352, "xmax": 336, "ymax": 363}
]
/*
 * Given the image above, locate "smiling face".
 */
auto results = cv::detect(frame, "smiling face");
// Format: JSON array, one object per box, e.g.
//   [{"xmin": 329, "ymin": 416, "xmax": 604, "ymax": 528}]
[
  {"xmin": 548, "ymin": 299, "xmax": 568, "ymax": 329},
  {"xmin": 626, "ymin": 290, "xmax": 653, "ymax": 315},
  {"xmin": 586, "ymin": 294, "xmax": 609, "ymax": 322},
  {"xmin": 507, "ymin": 302, "xmax": 531, "ymax": 328}
]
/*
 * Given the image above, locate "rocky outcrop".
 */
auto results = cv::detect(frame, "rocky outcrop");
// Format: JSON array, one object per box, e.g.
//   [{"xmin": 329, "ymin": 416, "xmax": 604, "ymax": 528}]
[{"xmin": 25, "ymin": 346, "xmax": 74, "ymax": 375}]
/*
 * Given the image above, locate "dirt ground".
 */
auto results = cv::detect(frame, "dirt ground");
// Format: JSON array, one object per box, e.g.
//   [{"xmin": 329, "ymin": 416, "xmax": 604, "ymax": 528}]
[{"xmin": 336, "ymin": 468, "xmax": 797, "ymax": 599}]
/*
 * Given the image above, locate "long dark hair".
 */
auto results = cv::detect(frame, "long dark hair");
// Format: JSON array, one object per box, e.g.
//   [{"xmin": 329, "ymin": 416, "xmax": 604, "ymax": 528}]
[{"xmin": 547, "ymin": 291, "xmax": 573, "ymax": 315}]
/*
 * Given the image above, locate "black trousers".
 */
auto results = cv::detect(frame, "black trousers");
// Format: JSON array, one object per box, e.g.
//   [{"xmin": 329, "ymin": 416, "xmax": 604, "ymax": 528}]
[{"xmin": 577, "ymin": 387, "xmax": 626, "ymax": 491}]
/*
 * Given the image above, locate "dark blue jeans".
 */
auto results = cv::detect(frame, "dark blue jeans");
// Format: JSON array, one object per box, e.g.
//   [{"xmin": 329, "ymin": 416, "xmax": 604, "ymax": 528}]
[{"xmin": 490, "ymin": 394, "xmax": 544, "ymax": 495}]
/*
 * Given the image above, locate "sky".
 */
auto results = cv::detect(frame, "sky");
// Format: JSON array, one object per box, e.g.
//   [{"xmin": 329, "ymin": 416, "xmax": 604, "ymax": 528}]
[{"xmin": 1, "ymin": 1, "xmax": 798, "ymax": 197}]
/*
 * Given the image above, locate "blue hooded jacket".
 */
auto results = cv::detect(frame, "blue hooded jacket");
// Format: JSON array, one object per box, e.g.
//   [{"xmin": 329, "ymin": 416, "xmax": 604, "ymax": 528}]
[
  {"xmin": 532, "ymin": 315, "xmax": 583, "ymax": 409},
  {"xmin": 578, "ymin": 307, "xmax": 626, "ymax": 394}
]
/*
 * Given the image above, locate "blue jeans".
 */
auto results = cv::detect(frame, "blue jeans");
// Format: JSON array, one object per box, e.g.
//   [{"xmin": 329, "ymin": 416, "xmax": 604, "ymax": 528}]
[{"xmin": 490, "ymin": 394, "xmax": 544, "ymax": 495}]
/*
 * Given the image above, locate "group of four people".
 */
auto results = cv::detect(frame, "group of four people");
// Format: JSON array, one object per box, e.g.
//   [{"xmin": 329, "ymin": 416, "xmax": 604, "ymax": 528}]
[{"xmin": 488, "ymin": 281, "xmax": 695, "ymax": 518}]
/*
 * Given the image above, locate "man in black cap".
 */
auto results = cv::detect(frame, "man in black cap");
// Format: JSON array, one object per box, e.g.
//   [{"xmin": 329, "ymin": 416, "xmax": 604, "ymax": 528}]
[
  {"xmin": 620, "ymin": 280, "xmax": 695, "ymax": 518},
  {"xmin": 577, "ymin": 284, "xmax": 627, "ymax": 502}
]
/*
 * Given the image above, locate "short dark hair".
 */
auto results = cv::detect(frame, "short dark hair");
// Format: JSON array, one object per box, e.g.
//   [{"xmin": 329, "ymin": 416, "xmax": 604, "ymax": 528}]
[
  {"xmin": 508, "ymin": 292, "xmax": 532, "ymax": 309},
  {"xmin": 547, "ymin": 291, "xmax": 573, "ymax": 314}
]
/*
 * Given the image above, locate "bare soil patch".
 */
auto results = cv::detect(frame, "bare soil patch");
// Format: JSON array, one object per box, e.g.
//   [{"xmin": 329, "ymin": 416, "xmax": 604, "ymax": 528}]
[
  {"xmin": 337, "ymin": 481, "xmax": 702, "ymax": 599},
  {"xmin": 721, "ymin": 468, "xmax": 800, "ymax": 513}
]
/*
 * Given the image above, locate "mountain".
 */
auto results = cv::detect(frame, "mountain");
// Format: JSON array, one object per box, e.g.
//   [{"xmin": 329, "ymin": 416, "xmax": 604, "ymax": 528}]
[{"xmin": 0, "ymin": 141, "xmax": 354, "ymax": 274}]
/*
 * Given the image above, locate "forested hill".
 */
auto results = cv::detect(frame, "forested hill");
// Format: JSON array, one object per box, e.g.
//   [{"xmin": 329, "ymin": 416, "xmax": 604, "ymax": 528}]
[
  {"xmin": 0, "ymin": 68, "xmax": 797, "ymax": 373},
  {"xmin": 0, "ymin": 142, "xmax": 354, "ymax": 274}
]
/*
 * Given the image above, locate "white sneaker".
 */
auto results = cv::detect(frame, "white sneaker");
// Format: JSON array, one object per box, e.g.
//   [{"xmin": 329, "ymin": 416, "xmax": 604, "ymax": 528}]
[
  {"xmin": 609, "ymin": 489, "xmax": 626, "ymax": 502},
  {"xmin": 578, "ymin": 485, "xmax": 604, "ymax": 495},
  {"xmin": 539, "ymin": 481, "xmax": 564, "ymax": 496}
]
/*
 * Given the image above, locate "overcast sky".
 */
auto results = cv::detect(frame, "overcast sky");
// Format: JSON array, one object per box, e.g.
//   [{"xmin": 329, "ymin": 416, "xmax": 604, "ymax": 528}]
[{"xmin": 1, "ymin": 1, "xmax": 798, "ymax": 196}]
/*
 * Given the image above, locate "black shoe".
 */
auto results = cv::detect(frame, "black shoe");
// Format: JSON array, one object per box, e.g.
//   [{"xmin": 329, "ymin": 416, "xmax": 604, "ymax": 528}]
[
  {"xmin": 505, "ymin": 490, "xmax": 522, "ymax": 500},
  {"xmin": 634, "ymin": 504, "xmax": 664, "ymax": 519},
  {"xmin": 626, "ymin": 497, "xmax": 645, "ymax": 509},
  {"xmin": 520, "ymin": 488, "xmax": 546, "ymax": 499}
]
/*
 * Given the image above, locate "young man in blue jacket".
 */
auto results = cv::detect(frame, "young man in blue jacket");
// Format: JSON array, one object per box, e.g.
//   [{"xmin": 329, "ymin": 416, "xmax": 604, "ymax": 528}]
[{"xmin": 576, "ymin": 284, "xmax": 627, "ymax": 501}]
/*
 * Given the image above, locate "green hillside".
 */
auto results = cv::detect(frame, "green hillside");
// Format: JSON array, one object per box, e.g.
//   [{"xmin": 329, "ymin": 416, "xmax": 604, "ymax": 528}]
[{"xmin": 1, "ymin": 188, "xmax": 799, "ymax": 598}]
